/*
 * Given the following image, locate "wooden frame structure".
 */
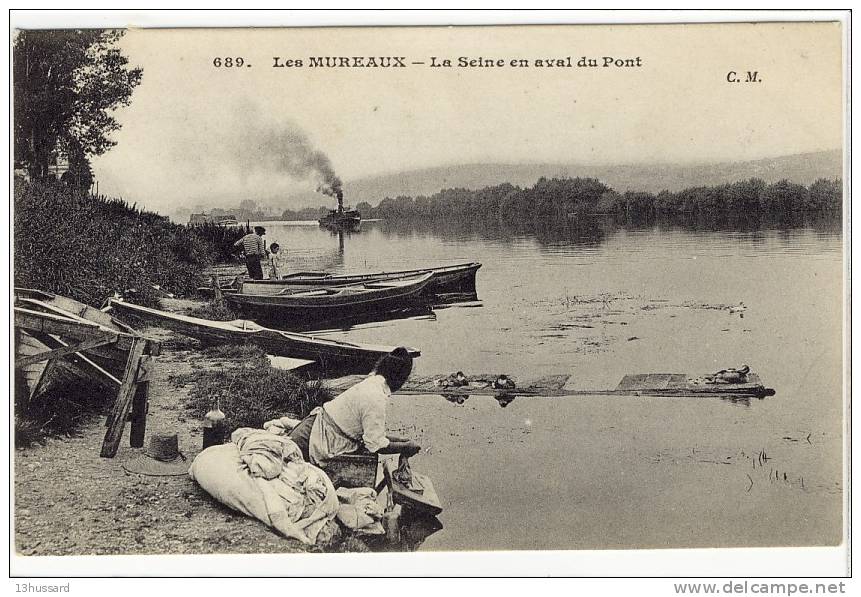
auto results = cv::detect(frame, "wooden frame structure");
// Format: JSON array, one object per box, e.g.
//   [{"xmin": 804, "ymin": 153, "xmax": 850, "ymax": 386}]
[{"xmin": 14, "ymin": 295, "xmax": 160, "ymax": 458}]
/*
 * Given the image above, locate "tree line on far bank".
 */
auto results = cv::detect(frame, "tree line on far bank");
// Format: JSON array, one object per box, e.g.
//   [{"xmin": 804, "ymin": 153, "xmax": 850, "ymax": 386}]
[{"xmin": 355, "ymin": 176, "xmax": 842, "ymax": 224}]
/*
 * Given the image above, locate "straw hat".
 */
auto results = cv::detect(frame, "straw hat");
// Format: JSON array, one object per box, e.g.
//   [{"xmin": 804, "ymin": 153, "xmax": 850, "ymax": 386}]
[{"xmin": 123, "ymin": 432, "xmax": 189, "ymax": 477}]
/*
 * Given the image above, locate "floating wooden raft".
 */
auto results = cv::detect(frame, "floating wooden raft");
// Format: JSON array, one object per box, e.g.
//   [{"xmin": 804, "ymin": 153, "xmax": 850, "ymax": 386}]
[
  {"xmin": 611, "ymin": 373, "xmax": 773, "ymax": 398},
  {"xmin": 324, "ymin": 372, "xmax": 774, "ymax": 399}
]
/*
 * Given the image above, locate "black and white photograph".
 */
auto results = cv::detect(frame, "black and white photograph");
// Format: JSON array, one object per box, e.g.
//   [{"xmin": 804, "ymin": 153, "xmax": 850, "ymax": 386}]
[{"xmin": 9, "ymin": 10, "xmax": 850, "ymax": 579}]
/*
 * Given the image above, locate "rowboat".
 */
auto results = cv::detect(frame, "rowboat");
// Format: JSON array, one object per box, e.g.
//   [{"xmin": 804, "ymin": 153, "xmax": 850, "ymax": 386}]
[
  {"xmin": 14, "ymin": 289, "xmax": 162, "ymax": 456},
  {"xmin": 16, "ymin": 288, "xmax": 137, "ymax": 334},
  {"xmin": 224, "ymin": 272, "xmax": 434, "ymax": 326},
  {"xmin": 106, "ymin": 298, "xmax": 420, "ymax": 372},
  {"xmin": 14, "ymin": 288, "xmax": 158, "ymax": 398},
  {"xmin": 238, "ymin": 262, "xmax": 482, "ymax": 296}
]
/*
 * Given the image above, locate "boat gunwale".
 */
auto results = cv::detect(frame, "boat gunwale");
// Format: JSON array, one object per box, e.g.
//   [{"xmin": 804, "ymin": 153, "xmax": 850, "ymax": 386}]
[
  {"xmin": 226, "ymin": 272, "xmax": 433, "ymax": 308},
  {"xmin": 106, "ymin": 299, "xmax": 420, "ymax": 357},
  {"xmin": 245, "ymin": 262, "xmax": 482, "ymax": 286}
]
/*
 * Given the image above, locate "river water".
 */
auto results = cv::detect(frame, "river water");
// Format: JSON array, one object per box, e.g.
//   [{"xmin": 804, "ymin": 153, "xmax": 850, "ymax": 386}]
[{"xmin": 256, "ymin": 217, "xmax": 844, "ymax": 551}]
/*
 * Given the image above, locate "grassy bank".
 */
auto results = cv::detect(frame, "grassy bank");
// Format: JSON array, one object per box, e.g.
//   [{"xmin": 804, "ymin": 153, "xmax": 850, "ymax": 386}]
[
  {"xmin": 14, "ymin": 179, "xmax": 245, "ymax": 307},
  {"xmin": 13, "ymin": 180, "xmax": 252, "ymax": 445},
  {"xmin": 168, "ymin": 345, "xmax": 332, "ymax": 431}
]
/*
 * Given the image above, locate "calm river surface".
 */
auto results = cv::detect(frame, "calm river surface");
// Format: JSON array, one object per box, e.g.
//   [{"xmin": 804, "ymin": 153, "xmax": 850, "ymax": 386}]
[{"xmin": 257, "ymin": 217, "xmax": 844, "ymax": 551}]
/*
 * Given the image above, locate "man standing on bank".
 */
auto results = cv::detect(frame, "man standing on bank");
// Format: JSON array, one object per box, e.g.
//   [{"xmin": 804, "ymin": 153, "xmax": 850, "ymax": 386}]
[{"xmin": 234, "ymin": 226, "xmax": 268, "ymax": 280}]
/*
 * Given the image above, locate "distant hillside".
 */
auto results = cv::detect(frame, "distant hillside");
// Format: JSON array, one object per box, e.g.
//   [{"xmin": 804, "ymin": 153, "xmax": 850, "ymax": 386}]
[{"xmin": 284, "ymin": 149, "xmax": 842, "ymax": 208}]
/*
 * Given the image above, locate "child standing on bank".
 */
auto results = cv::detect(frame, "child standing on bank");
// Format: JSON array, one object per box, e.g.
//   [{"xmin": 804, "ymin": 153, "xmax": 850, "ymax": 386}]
[{"xmin": 268, "ymin": 243, "xmax": 285, "ymax": 279}]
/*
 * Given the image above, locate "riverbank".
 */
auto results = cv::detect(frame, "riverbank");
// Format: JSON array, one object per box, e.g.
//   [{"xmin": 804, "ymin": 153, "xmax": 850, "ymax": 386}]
[{"xmin": 13, "ymin": 315, "xmax": 344, "ymax": 555}]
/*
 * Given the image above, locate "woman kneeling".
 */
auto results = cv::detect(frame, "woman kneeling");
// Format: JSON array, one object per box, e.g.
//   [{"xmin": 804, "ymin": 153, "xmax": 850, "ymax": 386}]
[{"xmin": 268, "ymin": 347, "xmax": 420, "ymax": 466}]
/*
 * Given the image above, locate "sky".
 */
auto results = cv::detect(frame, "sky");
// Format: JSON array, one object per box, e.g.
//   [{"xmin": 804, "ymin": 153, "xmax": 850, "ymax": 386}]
[{"xmin": 88, "ymin": 22, "xmax": 844, "ymax": 216}]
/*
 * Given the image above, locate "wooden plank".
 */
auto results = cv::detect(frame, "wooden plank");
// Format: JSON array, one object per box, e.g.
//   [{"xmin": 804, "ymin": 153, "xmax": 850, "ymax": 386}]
[
  {"xmin": 323, "ymin": 453, "xmax": 379, "ymax": 488},
  {"xmin": 15, "ymin": 290, "xmax": 127, "ymax": 332},
  {"xmin": 16, "ymin": 330, "xmax": 50, "ymax": 398},
  {"xmin": 14, "ymin": 331, "xmax": 118, "ymax": 368},
  {"xmin": 129, "ymin": 354, "xmax": 152, "ymax": 445},
  {"xmin": 101, "ymin": 337, "xmax": 147, "ymax": 458},
  {"xmin": 18, "ymin": 297, "xmax": 106, "ymax": 326},
  {"xmin": 27, "ymin": 331, "xmax": 122, "ymax": 390},
  {"xmin": 19, "ymin": 295, "xmax": 161, "ymax": 357},
  {"xmin": 29, "ymin": 357, "xmax": 61, "ymax": 403},
  {"xmin": 135, "ymin": 355, "xmax": 154, "ymax": 383},
  {"xmin": 15, "ymin": 307, "xmax": 149, "ymax": 354},
  {"xmin": 267, "ymin": 355, "xmax": 317, "ymax": 372},
  {"xmin": 16, "ymin": 308, "xmax": 101, "ymax": 338},
  {"xmin": 129, "ymin": 381, "xmax": 149, "ymax": 448}
]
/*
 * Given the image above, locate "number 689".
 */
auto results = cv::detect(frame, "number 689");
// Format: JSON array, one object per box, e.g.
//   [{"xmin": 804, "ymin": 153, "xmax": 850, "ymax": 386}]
[{"xmin": 213, "ymin": 57, "xmax": 245, "ymax": 67}]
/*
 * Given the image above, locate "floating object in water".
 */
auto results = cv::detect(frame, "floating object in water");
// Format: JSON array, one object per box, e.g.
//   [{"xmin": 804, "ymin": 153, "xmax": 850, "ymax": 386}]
[
  {"xmin": 329, "ymin": 370, "xmax": 774, "ymax": 399},
  {"xmin": 728, "ymin": 302, "xmax": 747, "ymax": 317},
  {"xmin": 436, "ymin": 371, "xmax": 469, "ymax": 388},
  {"xmin": 707, "ymin": 364, "xmax": 750, "ymax": 384},
  {"xmin": 444, "ymin": 393, "xmax": 469, "ymax": 405},
  {"xmin": 492, "ymin": 374, "xmax": 516, "ymax": 390}
]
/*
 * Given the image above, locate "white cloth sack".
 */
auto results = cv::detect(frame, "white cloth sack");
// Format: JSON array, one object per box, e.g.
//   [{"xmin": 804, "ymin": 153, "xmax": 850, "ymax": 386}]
[{"xmin": 188, "ymin": 440, "xmax": 339, "ymax": 545}]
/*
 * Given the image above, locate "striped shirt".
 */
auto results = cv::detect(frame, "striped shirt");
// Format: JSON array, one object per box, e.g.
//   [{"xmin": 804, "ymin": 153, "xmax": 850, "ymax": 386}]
[{"xmin": 234, "ymin": 233, "xmax": 266, "ymax": 256}]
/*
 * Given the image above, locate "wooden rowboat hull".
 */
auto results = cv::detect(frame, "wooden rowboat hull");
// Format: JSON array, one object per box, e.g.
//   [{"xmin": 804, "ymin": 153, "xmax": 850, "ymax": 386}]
[
  {"xmin": 106, "ymin": 299, "xmax": 420, "ymax": 372},
  {"xmin": 240, "ymin": 262, "xmax": 481, "ymax": 296},
  {"xmin": 225, "ymin": 273, "xmax": 434, "ymax": 326},
  {"xmin": 14, "ymin": 288, "xmax": 158, "ymax": 388}
]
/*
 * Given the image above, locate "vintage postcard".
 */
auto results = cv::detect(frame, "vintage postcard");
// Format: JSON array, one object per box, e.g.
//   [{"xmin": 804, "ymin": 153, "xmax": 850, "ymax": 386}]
[{"xmin": 10, "ymin": 11, "xmax": 850, "ymax": 579}]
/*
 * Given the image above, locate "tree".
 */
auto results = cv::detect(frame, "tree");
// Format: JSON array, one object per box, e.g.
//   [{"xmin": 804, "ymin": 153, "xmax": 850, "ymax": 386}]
[
  {"xmin": 761, "ymin": 179, "xmax": 808, "ymax": 214},
  {"xmin": 806, "ymin": 178, "xmax": 842, "ymax": 212},
  {"xmin": 13, "ymin": 29, "xmax": 142, "ymax": 181},
  {"xmin": 239, "ymin": 199, "xmax": 258, "ymax": 212}
]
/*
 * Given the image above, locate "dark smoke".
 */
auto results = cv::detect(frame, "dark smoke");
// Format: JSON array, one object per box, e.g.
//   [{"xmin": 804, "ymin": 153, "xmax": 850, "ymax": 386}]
[{"xmin": 236, "ymin": 118, "xmax": 342, "ymax": 201}]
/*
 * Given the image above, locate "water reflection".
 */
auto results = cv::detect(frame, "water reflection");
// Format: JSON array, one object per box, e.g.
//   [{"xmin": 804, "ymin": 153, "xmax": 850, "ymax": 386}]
[
  {"xmin": 267, "ymin": 304, "xmax": 437, "ymax": 333},
  {"xmin": 493, "ymin": 393, "xmax": 517, "ymax": 408},
  {"xmin": 364, "ymin": 511, "xmax": 444, "ymax": 552},
  {"xmin": 443, "ymin": 393, "xmax": 470, "ymax": 405},
  {"xmin": 372, "ymin": 216, "xmax": 608, "ymax": 249}
]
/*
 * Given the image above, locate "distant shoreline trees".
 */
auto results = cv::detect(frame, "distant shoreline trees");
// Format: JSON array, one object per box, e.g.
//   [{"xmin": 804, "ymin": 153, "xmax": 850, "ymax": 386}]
[
  {"xmin": 351, "ymin": 176, "xmax": 841, "ymax": 223},
  {"xmin": 209, "ymin": 175, "xmax": 841, "ymax": 226}
]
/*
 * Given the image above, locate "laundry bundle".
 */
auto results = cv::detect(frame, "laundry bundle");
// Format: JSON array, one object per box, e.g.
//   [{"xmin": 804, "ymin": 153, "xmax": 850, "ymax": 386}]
[{"xmin": 189, "ymin": 428, "xmax": 339, "ymax": 545}]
